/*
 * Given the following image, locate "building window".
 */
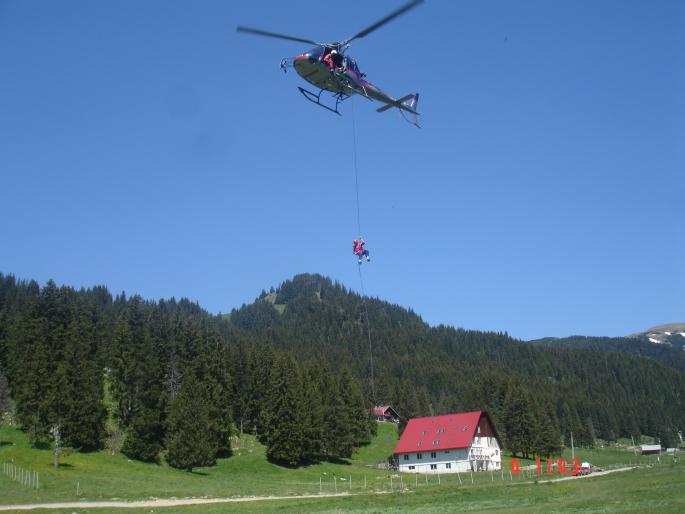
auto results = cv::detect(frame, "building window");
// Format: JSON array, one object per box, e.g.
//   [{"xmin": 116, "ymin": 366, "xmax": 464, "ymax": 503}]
[
  {"xmin": 446, "ymin": 463, "xmax": 452, "ymax": 469},
  {"xmin": 445, "ymin": 450, "xmax": 450, "ymax": 454},
  {"xmin": 477, "ymin": 425, "xmax": 481, "ymax": 434},
  {"xmin": 403, "ymin": 454, "xmax": 409, "ymax": 461},
  {"xmin": 409, "ymin": 466, "xmax": 415, "ymax": 470},
  {"xmin": 431, "ymin": 452, "xmax": 437, "ymax": 458},
  {"xmin": 430, "ymin": 464, "xmax": 437, "ymax": 470},
  {"xmin": 437, "ymin": 428, "xmax": 445, "ymax": 434},
  {"xmin": 417, "ymin": 453, "xmax": 422, "ymax": 459},
  {"xmin": 496, "ymin": 450, "xmax": 499, "ymax": 456},
  {"xmin": 433, "ymin": 440, "xmax": 440, "ymax": 445}
]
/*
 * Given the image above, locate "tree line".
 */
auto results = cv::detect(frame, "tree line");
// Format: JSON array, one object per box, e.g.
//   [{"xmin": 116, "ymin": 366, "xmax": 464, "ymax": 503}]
[{"xmin": 0, "ymin": 274, "xmax": 374, "ymax": 470}]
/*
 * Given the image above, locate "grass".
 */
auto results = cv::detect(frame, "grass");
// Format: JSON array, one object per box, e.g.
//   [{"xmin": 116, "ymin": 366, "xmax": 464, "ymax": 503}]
[
  {"xmin": 0, "ymin": 422, "xmax": 400, "ymax": 504},
  {"xmin": 1, "ymin": 421, "xmax": 683, "ymax": 513}
]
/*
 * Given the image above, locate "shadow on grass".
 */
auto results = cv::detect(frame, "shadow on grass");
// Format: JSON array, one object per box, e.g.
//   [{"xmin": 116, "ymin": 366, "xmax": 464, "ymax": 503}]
[
  {"xmin": 0, "ymin": 441, "xmax": 13, "ymax": 447},
  {"xmin": 325, "ymin": 456, "xmax": 352, "ymax": 466},
  {"xmin": 33, "ymin": 441, "xmax": 51, "ymax": 450},
  {"xmin": 265, "ymin": 455, "xmax": 352, "ymax": 469}
]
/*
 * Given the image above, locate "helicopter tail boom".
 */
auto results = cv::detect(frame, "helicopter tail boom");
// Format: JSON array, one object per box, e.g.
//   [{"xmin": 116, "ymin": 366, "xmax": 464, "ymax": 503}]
[
  {"xmin": 376, "ymin": 93, "xmax": 420, "ymax": 128},
  {"xmin": 376, "ymin": 93, "xmax": 419, "ymax": 115}
]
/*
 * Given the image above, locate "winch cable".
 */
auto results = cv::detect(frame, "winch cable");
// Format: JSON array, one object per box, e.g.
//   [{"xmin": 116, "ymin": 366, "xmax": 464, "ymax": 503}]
[{"xmin": 351, "ymin": 98, "xmax": 376, "ymax": 404}]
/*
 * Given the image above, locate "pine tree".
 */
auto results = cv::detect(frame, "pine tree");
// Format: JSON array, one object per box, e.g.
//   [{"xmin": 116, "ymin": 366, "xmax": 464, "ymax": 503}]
[
  {"xmin": 502, "ymin": 384, "xmax": 536, "ymax": 458},
  {"xmin": 122, "ymin": 407, "xmax": 164, "ymax": 462},
  {"xmin": 533, "ymin": 404, "xmax": 562, "ymax": 458},
  {"xmin": 323, "ymin": 371, "xmax": 355, "ymax": 459},
  {"xmin": 300, "ymin": 364, "xmax": 325, "ymax": 463},
  {"xmin": 265, "ymin": 353, "xmax": 305, "ymax": 466},
  {"xmin": 14, "ymin": 317, "xmax": 52, "ymax": 445},
  {"xmin": 338, "ymin": 367, "xmax": 373, "ymax": 447},
  {"xmin": 165, "ymin": 371, "xmax": 216, "ymax": 471},
  {"xmin": 115, "ymin": 299, "xmax": 166, "ymax": 462},
  {"xmin": 200, "ymin": 331, "xmax": 234, "ymax": 458},
  {"xmin": 57, "ymin": 305, "xmax": 106, "ymax": 450},
  {"xmin": 0, "ymin": 360, "xmax": 11, "ymax": 425}
]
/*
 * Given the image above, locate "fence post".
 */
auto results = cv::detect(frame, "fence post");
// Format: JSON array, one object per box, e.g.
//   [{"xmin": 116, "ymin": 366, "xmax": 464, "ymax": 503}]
[{"xmin": 457, "ymin": 472, "xmax": 462, "ymax": 485}]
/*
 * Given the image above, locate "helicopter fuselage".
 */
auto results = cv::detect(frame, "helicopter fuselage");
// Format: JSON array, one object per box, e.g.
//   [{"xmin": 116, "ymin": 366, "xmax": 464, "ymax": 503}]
[{"xmin": 293, "ymin": 48, "xmax": 393, "ymax": 106}]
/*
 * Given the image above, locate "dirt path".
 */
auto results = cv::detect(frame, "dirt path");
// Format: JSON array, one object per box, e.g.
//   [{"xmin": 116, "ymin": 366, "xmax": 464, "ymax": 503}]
[
  {"xmin": 0, "ymin": 492, "xmax": 359, "ymax": 511},
  {"xmin": 535, "ymin": 465, "xmax": 637, "ymax": 483}
]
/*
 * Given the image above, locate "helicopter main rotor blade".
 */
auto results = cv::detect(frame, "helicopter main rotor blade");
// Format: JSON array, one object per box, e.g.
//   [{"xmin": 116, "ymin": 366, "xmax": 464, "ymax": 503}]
[
  {"xmin": 343, "ymin": 0, "xmax": 424, "ymax": 45},
  {"xmin": 236, "ymin": 26, "xmax": 321, "ymax": 46}
]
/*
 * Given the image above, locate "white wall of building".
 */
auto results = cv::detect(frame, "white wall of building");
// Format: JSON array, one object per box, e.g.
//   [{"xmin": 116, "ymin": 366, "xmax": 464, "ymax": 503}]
[{"xmin": 397, "ymin": 437, "xmax": 501, "ymax": 474}]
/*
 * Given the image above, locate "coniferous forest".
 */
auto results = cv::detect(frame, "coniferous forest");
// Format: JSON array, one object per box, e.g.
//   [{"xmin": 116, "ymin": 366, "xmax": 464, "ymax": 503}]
[{"xmin": 1, "ymin": 272, "xmax": 684, "ymax": 469}]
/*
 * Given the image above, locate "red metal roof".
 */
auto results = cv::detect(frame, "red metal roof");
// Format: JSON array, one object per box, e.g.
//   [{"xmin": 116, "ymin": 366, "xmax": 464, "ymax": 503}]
[
  {"xmin": 373, "ymin": 405, "xmax": 391, "ymax": 417},
  {"xmin": 394, "ymin": 411, "xmax": 493, "ymax": 454}
]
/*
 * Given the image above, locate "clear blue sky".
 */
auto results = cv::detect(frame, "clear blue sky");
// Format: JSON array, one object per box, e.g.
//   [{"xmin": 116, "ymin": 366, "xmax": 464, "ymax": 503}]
[{"xmin": 1, "ymin": 0, "xmax": 683, "ymax": 340}]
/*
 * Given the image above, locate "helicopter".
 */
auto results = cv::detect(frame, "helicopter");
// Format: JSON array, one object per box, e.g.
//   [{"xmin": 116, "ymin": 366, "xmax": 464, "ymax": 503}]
[{"xmin": 237, "ymin": 0, "xmax": 423, "ymax": 127}]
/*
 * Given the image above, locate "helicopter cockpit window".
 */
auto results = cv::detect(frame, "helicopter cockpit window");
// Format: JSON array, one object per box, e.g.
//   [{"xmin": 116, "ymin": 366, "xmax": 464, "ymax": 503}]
[
  {"xmin": 347, "ymin": 58, "xmax": 361, "ymax": 75},
  {"xmin": 307, "ymin": 47, "xmax": 323, "ymax": 59}
]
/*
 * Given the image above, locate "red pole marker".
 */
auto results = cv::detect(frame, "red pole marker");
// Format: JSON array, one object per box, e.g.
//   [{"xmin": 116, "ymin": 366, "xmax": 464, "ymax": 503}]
[
  {"xmin": 536, "ymin": 457, "xmax": 541, "ymax": 476},
  {"xmin": 558, "ymin": 458, "xmax": 567, "ymax": 475},
  {"xmin": 511, "ymin": 458, "xmax": 521, "ymax": 475}
]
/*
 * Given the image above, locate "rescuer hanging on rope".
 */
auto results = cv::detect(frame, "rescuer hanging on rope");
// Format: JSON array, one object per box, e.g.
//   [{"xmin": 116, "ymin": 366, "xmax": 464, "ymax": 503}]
[{"xmin": 353, "ymin": 238, "xmax": 371, "ymax": 264}]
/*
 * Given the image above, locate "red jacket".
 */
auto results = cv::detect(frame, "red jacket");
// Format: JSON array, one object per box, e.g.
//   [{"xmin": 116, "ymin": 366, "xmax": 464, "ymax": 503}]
[
  {"xmin": 353, "ymin": 240, "xmax": 365, "ymax": 255},
  {"xmin": 323, "ymin": 53, "xmax": 335, "ymax": 70}
]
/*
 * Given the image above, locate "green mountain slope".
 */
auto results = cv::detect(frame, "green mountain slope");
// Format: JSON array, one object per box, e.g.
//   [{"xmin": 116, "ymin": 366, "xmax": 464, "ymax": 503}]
[
  {"xmin": 529, "ymin": 335, "xmax": 685, "ymax": 374},
  {"xmin": 228, "ymin": 274, "xmax": 685, "ymax": 445}
]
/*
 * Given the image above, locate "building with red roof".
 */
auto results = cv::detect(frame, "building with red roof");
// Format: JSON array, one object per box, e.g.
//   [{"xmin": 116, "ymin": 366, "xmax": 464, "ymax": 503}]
[
  {"xmin": 373, "ymin": 405, "xmax": 400, "ymax": 423},
  {"xmin": 393, "ymin": 411, "xmax": 501, "ymax": 474}
]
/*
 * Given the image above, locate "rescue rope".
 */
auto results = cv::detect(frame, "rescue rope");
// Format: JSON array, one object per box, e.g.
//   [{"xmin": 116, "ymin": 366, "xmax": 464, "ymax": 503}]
[
  {"xmin": 357, "ymin": 264, "xmax": 375, "ymax": 403},
  {"xmin": 351, "ymin": 98, "xmax": 362, "ymax": 237},
  {"xmin": 351, "ymin": 98, "xmax": 376, "ymax": 404}
]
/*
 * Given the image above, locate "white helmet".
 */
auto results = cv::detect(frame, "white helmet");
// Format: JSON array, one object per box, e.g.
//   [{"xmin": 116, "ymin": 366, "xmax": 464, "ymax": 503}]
[{"xmin": 331, "ymin": 49, "xmax": 338, "ymax": 55}]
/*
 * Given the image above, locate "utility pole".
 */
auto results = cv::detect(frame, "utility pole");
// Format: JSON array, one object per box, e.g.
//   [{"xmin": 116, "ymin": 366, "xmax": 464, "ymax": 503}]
[{"xmin": 570, "ymin": 432, "xmax": 575, "ymax": 460}]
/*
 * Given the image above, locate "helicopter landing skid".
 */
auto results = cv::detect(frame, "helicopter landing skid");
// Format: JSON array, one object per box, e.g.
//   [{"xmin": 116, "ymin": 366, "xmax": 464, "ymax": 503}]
[{"xmin": 298, "ymin": 87, "xmax": 349, "ymax": 116}]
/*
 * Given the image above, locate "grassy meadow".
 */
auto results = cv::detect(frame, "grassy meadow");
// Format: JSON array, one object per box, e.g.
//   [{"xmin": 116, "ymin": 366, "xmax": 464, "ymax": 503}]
[{"xmin": 1, "ymin": 421, "xmax": 683, "ymax": 513}]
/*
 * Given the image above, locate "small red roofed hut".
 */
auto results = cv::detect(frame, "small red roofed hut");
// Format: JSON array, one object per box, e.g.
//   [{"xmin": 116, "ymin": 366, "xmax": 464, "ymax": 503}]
[{"xmin": 373, "ymin": 405, "xmax": 400, "ymax": 423}]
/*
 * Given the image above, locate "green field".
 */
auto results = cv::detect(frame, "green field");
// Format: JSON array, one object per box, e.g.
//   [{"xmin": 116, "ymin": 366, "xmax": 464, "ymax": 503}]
[{"xmin": 1, "ymin": 422, "xmax": 683, "ymax": 513}]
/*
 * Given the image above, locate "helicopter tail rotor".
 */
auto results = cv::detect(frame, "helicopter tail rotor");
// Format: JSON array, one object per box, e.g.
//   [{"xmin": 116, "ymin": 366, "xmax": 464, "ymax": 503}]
[
  {"xmin": 376, "ymin": 93, "xmax": 420, "ymax": 128},
  {"xmin": 402, "ymin": 93, "xmax": 420, "ymax": 128}
]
